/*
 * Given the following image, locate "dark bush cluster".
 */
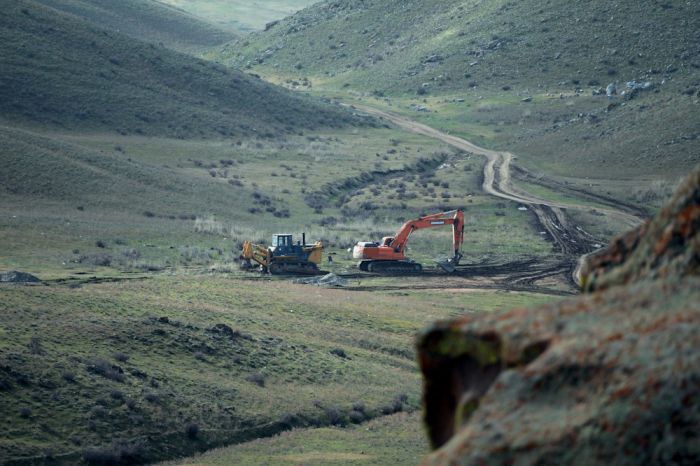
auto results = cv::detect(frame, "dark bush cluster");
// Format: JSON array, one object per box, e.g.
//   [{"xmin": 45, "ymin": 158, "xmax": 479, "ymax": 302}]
[
  {"xmin": 245, "ymin": 372, "xmax": 265, "ymax": 387},
  {"xmin": 83, "ymin": 440, "xmax": 144, "ymax": 465},
  {"xmin": 185, "ymin": 422, "xmax": 199, "ymax": 440},
  {"xmin": 330, "ymin": 348, "xmax": 349, "ymax": 359},
  {"xmin": 86, "ymin": 358, "xmax": 125, "ymax": 383}
]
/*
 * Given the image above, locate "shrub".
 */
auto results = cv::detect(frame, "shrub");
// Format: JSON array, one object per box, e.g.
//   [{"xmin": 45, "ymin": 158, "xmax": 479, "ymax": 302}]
[
  {"xmin": 352, "ymin": 401, "xmax": 366, "ymax": 413},
  {"xmin": 330, "ymin": 348, "xmax": 348, "ymax": 359},
  {"xmin": 246, "ymin": 373, "xmax": 265, "ymax": 387},
  {"xmin": 185, "ymin": 422, "xmax": 199, "ymax": 439},
  {"xmin": 62, "ymin": 370, "xmax": 76, "ymax": 383},
  {"xmin": 349, "ymin": 410, "xmax": 364, "ymax": 423},
  {"xmin": 325, "ymin": 406, "xmax": 344, "ymax": 426},
  {"xmin": 273, "ymin": 209, "xmax": 290, "ymax": 218},
  {"xmin": 90, "ymin": 406, "xmax": 108, "ymax": 418},
  {"xmin": 110, "ymin": 389, "xmax": 124, "ymax": 401},
  {"xmin": 83, "ymin": 440, "xmax": 144, "ymax": 465},
  {"xmin": 19, "ymin": 407, "xmax": 32, "ymax": 418},
  {"xmin": 86, "ymin": 358, "xmax": 125, "ymax": 383},
  {"xmin": 381, "ymin": 393, "xmax": 409, "ymax": 415},
  {"xmin": 144, "ymin": 392, "xmax": 160, "ymax": 404},
  {"xmin": 96, "ymin": 240, "xmax": 107, "ymax": 249},
  {"xmin": 319, "ymin": 216, "xmax": 338, "ymax": 227},
  {"xmin": 28, "ymin": 336, "xmax": 44, "ymax": 355},
  {"xmin": 193, "ymin": 351, "xmax": 206, "ymax": 362},
  {"xmin": 113, "ymin": 352, "xmax": 129, "ymax": 363},
  {"xmin": 90, "ymin": 253, "xmax": 113, "ymax": 267}
]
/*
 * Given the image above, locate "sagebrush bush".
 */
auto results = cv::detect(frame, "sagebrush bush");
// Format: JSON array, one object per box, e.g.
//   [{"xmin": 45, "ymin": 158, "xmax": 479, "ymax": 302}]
[
  {"xmin": 86, "ymin": 358, "xmax": 125, "ymax": 383},
  {"xmin": 245, "ymin": 372, "xmax": 265, "ymax": 387}
]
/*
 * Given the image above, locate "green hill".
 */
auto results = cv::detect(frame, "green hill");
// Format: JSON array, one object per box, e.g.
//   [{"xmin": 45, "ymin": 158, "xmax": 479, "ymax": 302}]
[
  {"xmin": 33, "ymin": 0, "xmax": 236, "ymax": 54},
  {"xmin": 0, "ymin": 0, "xmax": 369, "ymax": 139},
  {"xmin": 220, "ymin": 0, "xmax": 700, "ymax": 96},
  {"xmin": 157, "ymin": 0, "xmax": 320, "ymax": 34},
  {"xmin": 213, "ymin": 0, "xmax": 700, "ymax": 191}
]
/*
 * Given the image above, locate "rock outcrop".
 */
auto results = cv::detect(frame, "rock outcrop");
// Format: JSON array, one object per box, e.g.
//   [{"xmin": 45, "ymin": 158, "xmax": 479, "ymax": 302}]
[
  {"xmin": 417, "ymin": 167, "xmax": 700, "ymax": 465},
  {"xmin": 0, "ymin": 270, "xmax": 41, "ymax": 283}
]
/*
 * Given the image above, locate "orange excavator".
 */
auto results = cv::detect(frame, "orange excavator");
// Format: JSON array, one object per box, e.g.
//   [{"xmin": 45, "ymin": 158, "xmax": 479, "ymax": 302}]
[{"xmin": 352, "ymin": 209, "xmax": 464, "ymax": 274}]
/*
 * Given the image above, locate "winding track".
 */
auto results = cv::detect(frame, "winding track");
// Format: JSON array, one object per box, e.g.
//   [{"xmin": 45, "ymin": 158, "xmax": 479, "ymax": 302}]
[{"xmin": 349, "ymin": 104, "xmax": 645, "ymax": 288}]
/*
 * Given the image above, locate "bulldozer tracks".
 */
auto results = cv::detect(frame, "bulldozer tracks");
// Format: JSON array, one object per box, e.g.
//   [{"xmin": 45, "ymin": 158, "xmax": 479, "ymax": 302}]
[{"xmin": 348, "ymin": 104, "xmax": 645, "ymax": 291}]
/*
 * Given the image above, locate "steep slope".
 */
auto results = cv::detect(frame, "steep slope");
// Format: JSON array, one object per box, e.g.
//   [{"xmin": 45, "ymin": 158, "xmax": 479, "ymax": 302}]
[
  {"xmin": 0, "ymin": 0, "xmax": 369, "ymax": 139},
  {"xmin": 33, "ymin": 0, "xmax": 236, "ymax": 54},
  {"xmin": 213, "ymin": 0, "xmax": 700, "ymax": 184},
  {"xmin": 220, "ymin": 0, "xmax": 699, "ymax": 96}
]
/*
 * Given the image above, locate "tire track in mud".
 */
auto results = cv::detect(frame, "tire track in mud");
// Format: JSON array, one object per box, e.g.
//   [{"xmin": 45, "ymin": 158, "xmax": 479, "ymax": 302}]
[{"xmin": 348, "ymin": 104, "xmax": 645, "ymax": 290}]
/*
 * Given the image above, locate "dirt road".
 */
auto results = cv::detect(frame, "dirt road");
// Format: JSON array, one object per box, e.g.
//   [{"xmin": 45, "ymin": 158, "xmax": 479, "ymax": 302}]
[{"xmin": 350, "ymin": 104, "xmax": 645, "ymax": 289}]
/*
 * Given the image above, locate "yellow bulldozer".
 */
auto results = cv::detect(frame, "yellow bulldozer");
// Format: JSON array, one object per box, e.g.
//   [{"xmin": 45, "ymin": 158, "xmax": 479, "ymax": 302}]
[{"xmin": 240, "ymin": 233, "xmax": 323, "ymax": 274}]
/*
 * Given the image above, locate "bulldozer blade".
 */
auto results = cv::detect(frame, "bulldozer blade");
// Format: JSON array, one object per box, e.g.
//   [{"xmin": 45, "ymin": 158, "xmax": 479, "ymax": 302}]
[{"xmin": 436, "ymin": 259, "xmax": 456, "ymax": 273}]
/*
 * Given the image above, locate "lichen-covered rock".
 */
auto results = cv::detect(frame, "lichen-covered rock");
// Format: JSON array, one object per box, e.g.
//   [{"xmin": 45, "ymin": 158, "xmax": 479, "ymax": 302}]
[
  {"xmin": 581, "ymin": 169, "xmax": 699, "ymax": 292},
  {"xmin": 418, "ymin": 167, "xmax": 700, "ymax": 465}
]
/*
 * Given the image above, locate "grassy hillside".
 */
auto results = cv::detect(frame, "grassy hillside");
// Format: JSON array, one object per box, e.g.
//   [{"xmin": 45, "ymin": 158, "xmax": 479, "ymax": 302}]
[
  {"xmin": 158, "ymin": 0, "xmax": 320, "ymax": 33},
  {"xmin": 0, "ymin": 276, "xmax": 557, "ymax": 463},
  {"xmin": 1, "ymin": 123, "xmax": 557, "ymax": 278},
  {"xmin": 33, "ymin": 0, "xmax": 236, "ymax": 54},
  {"xmin": 0, "ymin": 1, "xmax": 369, "ymax": 139},
  {"xmin": 166, "ymin": 412, "xmax": 427, "ymax": 465},
  {"xmin": 213, "ymin": 0, "xmax": 700, "ymax": 205}
]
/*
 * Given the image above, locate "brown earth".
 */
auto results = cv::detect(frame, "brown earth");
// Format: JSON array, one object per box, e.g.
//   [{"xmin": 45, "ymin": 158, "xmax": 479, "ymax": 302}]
[{"xmin": 416, "ymin": 167, "xmax": 700, "ymax": 465}]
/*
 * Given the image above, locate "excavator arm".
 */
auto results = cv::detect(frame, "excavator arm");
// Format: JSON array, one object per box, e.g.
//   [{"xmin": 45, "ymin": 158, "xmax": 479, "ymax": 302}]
[{"xmin": 389, "ymin": 209, "xmax": 465, "ymax": 263}]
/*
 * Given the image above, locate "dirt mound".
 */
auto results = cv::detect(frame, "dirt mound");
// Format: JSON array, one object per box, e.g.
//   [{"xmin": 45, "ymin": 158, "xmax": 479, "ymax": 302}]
[
  {"xmin": 417, "ymin": 167, "xmax": 700, "ymax": 464},
  {"xmin": 0, "ymin": 270, "xmax": 41, "ymax": 283}
]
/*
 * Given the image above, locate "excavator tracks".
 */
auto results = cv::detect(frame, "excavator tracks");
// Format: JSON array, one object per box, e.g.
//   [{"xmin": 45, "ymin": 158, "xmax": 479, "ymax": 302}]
[{"xmin": 358, "ymin": 260, "xmax": 423, "ymax": 274}]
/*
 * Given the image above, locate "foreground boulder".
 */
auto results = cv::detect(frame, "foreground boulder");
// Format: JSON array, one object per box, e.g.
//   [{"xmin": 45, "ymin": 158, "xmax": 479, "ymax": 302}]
[{"xmin": 417, "ymin": 168, "xmax": 700, "ymax": 464}]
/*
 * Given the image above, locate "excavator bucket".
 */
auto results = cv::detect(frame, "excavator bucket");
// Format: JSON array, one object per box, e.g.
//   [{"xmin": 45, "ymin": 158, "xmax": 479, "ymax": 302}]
[
  {"xmin": 436, "ymin": 253, "xmax": 462, "ymax": 273},
  {"xmin": 436, "ymin": 259, "xmax": 456, "ymax": 273}
]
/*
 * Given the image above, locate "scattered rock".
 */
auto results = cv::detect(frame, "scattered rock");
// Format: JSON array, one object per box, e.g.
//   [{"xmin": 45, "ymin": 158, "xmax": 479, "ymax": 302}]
[
  {"xmin": 293, "ymin": 273, "xmax": 347, "ymax": 287},
  {"xmin": 0, "ymin": 271, "xmax": 41, "ymax": 283},
  {"xmin": 409, "ymin": 104, "xmax": 431, "ymax": 112},
  {"xmin": 423, "ymin": 54, "xmax": 444, "ymax": 64},
  {"xmin": 605, "ymin": 82, "xmax": 617, "ymax": 96}
]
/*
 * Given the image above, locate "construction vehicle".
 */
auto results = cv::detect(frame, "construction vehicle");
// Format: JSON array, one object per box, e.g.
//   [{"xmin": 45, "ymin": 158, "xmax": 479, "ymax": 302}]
[
  {"xmin": 353, "ymin": 209, "xmax": 464, "ymax": 273},
  {"xmin": 240, "ymin": 233, "xmax": 323, "ymax": 274}
]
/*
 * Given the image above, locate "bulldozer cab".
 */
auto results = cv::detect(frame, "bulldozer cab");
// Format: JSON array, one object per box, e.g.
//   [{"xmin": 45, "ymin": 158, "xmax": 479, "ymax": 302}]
[{"xmin": 271, "ymin": 234, "xmax": 294, "ymax": 255}]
